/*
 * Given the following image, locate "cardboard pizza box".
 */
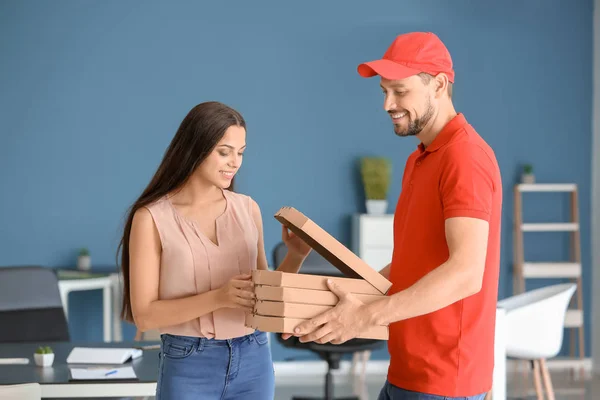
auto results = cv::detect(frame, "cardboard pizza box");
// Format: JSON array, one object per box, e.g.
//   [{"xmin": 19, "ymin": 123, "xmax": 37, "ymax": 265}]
[
  {"xmin": 273, "ymin": 207, "xmax": 392, "ymax": 295},
  {"xmin": 254, "ymin": 285, "xmax": 385, "ymax": 307},
  {"xmin": 245, "ymin": 314, "xmax": 388, "ymax": 341},
  {"xmin": 251, "ymin": 269, "xmax": 382, "ymax": 295},
  {"xmin": 254, "ymin": 300, "xmax": 332, "ymax": 319},
  {"xmin": 245, "ymin": 206, "xmax": 391, "ymax": 340}
]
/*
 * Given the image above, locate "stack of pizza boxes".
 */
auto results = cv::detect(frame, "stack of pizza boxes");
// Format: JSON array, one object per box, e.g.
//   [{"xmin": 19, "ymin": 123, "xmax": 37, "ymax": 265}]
[{"xmin": 244, "ymin": 207, "xmax": 392, "ymax": 340}]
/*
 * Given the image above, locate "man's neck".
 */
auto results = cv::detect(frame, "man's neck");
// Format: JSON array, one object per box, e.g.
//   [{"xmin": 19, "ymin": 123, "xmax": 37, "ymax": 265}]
[{"xmin": 417, "ymin": 104, "xmax": 457, "ymax": 148}]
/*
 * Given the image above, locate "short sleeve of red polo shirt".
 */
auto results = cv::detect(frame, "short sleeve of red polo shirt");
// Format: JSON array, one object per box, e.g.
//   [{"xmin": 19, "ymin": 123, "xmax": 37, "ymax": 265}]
[{"xmin": 440, "ymin": 143, "xmax": 495, "ymax": 221}]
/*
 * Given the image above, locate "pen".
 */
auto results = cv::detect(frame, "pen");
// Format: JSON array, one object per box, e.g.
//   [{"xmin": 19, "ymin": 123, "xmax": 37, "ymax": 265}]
[{"xmin": 105, "ymin": 369, "xmax": 118, "ymax": 376}]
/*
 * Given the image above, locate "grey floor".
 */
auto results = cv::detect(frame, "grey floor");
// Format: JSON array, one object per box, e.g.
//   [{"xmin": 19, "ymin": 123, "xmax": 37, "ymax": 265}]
[
  {"xmin": 275, "ymin": 370, "xmax": 600, "ymax": 399},
  {"xmin": 72, "ymin": 369, "xmax": 600, "ymax": 399}
]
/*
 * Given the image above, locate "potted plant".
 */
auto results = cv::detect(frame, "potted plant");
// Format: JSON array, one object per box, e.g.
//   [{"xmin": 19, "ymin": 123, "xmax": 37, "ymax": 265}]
[
  {"xmin": 34, "ymin": 346, "xmax": 54, "ymax": 367},
  {"xmin": 360, "ymin": 157, "xmax": 391, "ymax": 215},
  {"xmin": 522, "ymin": 164, "xmax": 535, "ymax": 184},
  {"xmin": 77, "ymin": 248, "xmax": 91, "ymax": 271}
]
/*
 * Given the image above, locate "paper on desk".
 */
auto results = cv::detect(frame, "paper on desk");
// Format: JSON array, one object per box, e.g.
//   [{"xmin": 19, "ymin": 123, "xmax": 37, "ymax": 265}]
[
  {"xmin": 66, "ymin": 347, "xmax": 142, "ymax": 364},
  {"xmin": 70, "ymin": 366, "xmax": 137, "ymax": 380}
]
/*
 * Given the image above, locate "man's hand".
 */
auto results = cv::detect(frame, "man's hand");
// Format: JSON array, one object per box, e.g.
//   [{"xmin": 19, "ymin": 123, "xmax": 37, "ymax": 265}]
[{"xmin": 281, "ymin": 279, "xmax": 372, "ymax": 344}]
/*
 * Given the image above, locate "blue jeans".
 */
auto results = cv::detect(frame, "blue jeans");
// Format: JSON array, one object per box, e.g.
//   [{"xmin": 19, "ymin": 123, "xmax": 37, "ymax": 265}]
[
  {"xmin": 156, "ymin": 331, "xmax": 274, "ymax": 400},
  {"xmin": 377, "ymin": 380, "xmax": 487, "ymax": 400}
]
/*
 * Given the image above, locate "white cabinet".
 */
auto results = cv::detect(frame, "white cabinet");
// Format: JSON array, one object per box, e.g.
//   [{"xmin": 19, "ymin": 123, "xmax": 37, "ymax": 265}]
[{"xmin": 351, "ymin": 214, "xmax": 394, "ymax": 270}]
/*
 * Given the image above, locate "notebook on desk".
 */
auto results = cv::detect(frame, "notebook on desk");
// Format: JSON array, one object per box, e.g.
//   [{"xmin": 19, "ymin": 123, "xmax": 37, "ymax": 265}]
[
  {"xmin": 66, "ymin": 347, "xmax": 142, "ymax": 364},
  {"xmin": 69, "ymin": 366, "xmax": 137, "ymax": 381}
]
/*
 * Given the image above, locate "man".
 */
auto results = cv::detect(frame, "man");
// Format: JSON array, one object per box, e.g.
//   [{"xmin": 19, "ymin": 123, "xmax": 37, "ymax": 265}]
[{"xmin": 283, "ymin": 32, "xmax": 502, "ymax": 400}]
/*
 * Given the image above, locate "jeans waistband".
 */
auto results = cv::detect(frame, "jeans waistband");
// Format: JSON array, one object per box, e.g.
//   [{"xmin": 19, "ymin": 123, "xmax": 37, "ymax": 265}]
[{"xmin": 161, "ymin": 331, "xmax": 265, "ymax": 347}]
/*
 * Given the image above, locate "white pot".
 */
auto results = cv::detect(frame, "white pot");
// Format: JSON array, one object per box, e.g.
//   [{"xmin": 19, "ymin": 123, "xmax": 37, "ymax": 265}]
[
  {"xmin": 77, "ymin": 255, "xmax": 91, "ymax": 271},
  {"xmin": 366, "ymin": 200, "xmax": 388, "ymax": 215},
  {"xmin": 521, "ymin": 173, "xmax": 535, "ymax": 184},
  {"xmin": 34, "ymin": 353, "xmax": 54, "ymax": 367}
]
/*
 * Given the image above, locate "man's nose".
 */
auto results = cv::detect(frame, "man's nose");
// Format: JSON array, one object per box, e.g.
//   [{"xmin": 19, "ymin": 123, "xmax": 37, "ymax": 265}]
[{"xmin": 384, "ymin": 96, "xmax": 396, "ymax": 112}]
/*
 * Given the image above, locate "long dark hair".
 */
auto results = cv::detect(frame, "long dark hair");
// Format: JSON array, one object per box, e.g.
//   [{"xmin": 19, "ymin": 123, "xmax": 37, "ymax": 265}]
[{"xmin": 117, "ymin": 101, "xmax": 246, "ymax": 322}]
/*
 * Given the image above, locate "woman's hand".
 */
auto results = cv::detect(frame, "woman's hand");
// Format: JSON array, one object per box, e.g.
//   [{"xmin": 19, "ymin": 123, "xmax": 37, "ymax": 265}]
[
  {"xmin": 282, "ymin": 226, "xmax": 311, "ymax": 260},
  {"xmin": 216, "ymin": 274, "xmax": 255, "ymax": 312}
]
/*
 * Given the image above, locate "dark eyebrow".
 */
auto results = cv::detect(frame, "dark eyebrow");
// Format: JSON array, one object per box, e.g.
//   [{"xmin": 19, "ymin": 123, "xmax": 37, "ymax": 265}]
[
  {"xmin": 381, "ymin": 83, "xmax": 407, "ymax": 90},
  {"xmin": 217, "ymin": 144, "xmax": 247, "ymax": 150}
]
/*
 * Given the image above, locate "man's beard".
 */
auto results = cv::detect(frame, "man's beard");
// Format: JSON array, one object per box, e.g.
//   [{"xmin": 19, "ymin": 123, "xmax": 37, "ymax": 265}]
[{"xmin": 394, "ymin": 98, "xmax": 434, "ymax": 137}]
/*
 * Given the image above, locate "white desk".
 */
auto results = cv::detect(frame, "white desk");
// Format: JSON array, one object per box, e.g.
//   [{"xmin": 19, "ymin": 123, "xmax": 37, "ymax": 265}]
[
  {"xmin": 41, "ymin": 382, "xmax": 156, "ymax": 398},
  {"xmin": 57, "ymin": 272, "xmax": 121, "ymax": 343},
  {"xmin": 0, "ymin": 341, "xmax": 157, "ymax": 398},
  {"xmin": 493, "ymin": 307, "xmax": 506, "ymax": 400}
]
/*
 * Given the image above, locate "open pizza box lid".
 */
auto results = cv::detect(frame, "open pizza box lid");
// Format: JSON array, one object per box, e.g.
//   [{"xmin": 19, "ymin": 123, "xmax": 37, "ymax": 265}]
[{"xmin": 274, "ymin": 207, "xmax": 392, "ymax": 295}]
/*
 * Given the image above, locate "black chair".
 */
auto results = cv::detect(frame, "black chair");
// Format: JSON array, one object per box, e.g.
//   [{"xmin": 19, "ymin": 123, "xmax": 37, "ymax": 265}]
[
  {"xmin": 0, "ymin": 266, "xmax": 70, "ymax": 343},
  {"xmin": 272, "ymin": 242, "xmax": 385, "ymax": 400}
]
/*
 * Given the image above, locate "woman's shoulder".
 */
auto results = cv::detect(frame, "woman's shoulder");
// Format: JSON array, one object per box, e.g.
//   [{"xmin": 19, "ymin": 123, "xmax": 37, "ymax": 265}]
[
  {"xmin": 143, "ymin": 196, "xmax": 170, "ymax": 213},
  {"xmin": 225, "ymin": 190, "xmax": 261, "ymax": 222},
  {"xmin": 225, "ymin": 190, "xmax": 255, "ymax": 207}
]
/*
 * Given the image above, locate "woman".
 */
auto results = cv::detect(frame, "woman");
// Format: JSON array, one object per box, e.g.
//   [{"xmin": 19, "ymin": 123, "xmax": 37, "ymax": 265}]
[{"xmin": 117, "ymin": 101, "xmax": 311, "ymax": 399}]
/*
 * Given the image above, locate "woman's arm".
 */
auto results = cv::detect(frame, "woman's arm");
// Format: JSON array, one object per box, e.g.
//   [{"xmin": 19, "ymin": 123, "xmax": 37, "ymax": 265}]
[
  {"xmin": 274, "ymin": 229, "xmax": 309, "ymax": 273},
  {"xmin": 378, "ymin": 263, "xmax": 391, "ymax": 279},
  {"xmin": 250, "ymin": 199, "xmax": 308, "ymax": 273},
  {"xmin": 129, "ymin": 208, "xmax": 254, "ymax": 332}
]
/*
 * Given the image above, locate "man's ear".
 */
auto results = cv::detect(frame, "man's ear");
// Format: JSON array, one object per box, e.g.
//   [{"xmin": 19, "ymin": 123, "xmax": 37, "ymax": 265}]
[{"xmin": 434, "ymin": 73, "xmax": 449, "ymax": 98}]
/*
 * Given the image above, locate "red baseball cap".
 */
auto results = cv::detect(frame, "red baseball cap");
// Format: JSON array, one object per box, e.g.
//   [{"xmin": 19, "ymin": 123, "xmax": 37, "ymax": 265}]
[{"xmin": 357, "ymin": 32, "xmax": 455, "ymax": 83}]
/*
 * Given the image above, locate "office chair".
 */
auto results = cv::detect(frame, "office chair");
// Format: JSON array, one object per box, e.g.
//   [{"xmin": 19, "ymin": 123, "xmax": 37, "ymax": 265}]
[
  {"xmin": 0, "ymin": 266, "xmax": 70, "ymax": 342},
  {"xmin": 497, "ymin": 283, "xmax": 577, "ymax": 399},
  {"xmin": 272, "ymin": 242, "xmax": 385, "ymax": 400}
]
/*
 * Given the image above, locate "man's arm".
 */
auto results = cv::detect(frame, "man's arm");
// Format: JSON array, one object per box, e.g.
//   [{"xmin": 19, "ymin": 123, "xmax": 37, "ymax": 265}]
[
  {"xmin": 289, "ymin": 216, "xmax": 489, "ymax": 344},
  {"xmin": 369, "ymin": 216, "xmax": 488, "ymax": 326},
  {"xmin": 289, "ymin": 143, "xmax": 496, "ymax": 344}
]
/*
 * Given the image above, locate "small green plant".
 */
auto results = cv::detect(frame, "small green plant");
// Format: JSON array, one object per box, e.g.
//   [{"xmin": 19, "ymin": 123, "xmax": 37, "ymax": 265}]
[
  {"xmin": 360, "ymin": 157, "xmax": 391, "ymax": 200},
  {"xmin": 35, "ymin": 346, "xmax": 53, "ymax": 354},
  {"xmin": 523, "ymin": 164, "xmax": 533, "ymax": 174},
  {"xmin": 79, "ymin": 248, "xmax": 90, "ymax": 257}
]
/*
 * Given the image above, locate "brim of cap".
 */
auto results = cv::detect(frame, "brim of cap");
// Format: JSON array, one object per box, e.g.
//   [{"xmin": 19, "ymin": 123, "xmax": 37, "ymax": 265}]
[{"xmin": 357, "ymin": 59, "xmax": 422, "ymax": 80}]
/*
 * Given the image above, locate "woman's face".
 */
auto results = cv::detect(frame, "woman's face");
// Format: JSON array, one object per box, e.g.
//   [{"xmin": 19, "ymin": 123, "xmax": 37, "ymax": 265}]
[{"xmin": 196, "ymin": 125, "xmax": 246, "ymax": 189}]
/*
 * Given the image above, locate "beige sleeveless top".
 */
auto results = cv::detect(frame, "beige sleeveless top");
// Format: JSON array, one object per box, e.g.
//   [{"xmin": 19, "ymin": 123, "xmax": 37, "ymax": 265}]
[{"xmin": 145, "ymin": 189, "xmax": 258, "ymax": 340}]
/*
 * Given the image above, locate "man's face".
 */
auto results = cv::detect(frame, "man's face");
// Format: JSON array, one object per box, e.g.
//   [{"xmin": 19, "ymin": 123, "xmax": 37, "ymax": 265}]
[{"xmin": 380, "ymin": 75, "xmax": 435, "ymax": 137}]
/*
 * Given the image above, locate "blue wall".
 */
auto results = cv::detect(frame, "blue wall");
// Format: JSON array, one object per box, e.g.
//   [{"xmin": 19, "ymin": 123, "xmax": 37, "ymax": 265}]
[{"xmin": 0, "ymin": 0, "xmax": 593, "ymax": 362}]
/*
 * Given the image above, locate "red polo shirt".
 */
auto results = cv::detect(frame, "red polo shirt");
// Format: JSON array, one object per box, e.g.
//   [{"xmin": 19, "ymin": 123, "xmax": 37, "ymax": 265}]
[{"xmin": 387, "ymin": 113, "xmax": 502, "ymax": 397}]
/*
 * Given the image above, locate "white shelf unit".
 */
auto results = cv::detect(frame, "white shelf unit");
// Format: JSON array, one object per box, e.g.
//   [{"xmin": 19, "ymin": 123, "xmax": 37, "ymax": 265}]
[
  {"xmin": 513, "ymin": 183, "xmax": 585, "ymax": 365},
  {"xmin": 351, "ymin": 214, "xmax": 394, "ymax": 272}
]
